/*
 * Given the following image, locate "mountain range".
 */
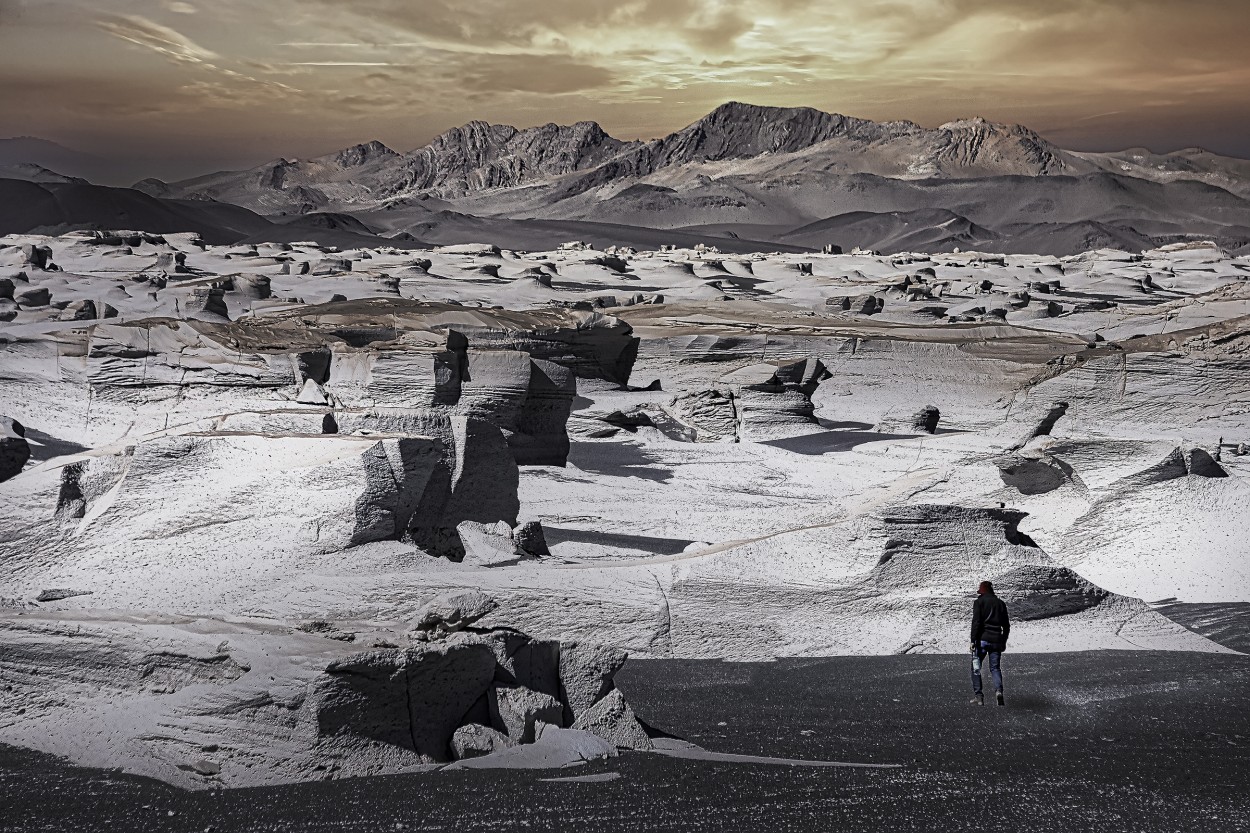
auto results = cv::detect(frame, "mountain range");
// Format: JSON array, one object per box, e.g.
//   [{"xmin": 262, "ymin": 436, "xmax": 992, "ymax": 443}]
[{"xmin": 6, "ymin": 103, "xmax": 1250, "ymax": 255}]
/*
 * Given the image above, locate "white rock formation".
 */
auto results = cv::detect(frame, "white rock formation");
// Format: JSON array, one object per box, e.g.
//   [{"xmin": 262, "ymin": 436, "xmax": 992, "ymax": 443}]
[
  {"xmin": 2, "ymin": 231, "xmax": 1248, "ymax": 788},
  {"xmin": 0, "ymin": 603, "xmax": 650, "ymax": 788}
]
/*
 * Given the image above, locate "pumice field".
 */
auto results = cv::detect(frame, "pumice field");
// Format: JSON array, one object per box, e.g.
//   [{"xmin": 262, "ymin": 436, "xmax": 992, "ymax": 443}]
[{"xmin": 1, "ymin": 228, "xmax": 1247, "ymax": 804}]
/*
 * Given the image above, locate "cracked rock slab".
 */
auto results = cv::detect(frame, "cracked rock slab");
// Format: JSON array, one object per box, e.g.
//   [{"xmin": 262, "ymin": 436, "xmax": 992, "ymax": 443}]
[
  {"xmin": 558, "ymin": 642, "xmax": 628, "ymax": 724},
  {"xmin": 450, "ymin": 723, "xmax": 515, "ymax": 760},
  {"xmin": 489, "ymin": 685, "xmax": 564, "ymax": 743},
  {"xmin": 571, "ymin": 688, "xmax": 653, "ymax": 751}
]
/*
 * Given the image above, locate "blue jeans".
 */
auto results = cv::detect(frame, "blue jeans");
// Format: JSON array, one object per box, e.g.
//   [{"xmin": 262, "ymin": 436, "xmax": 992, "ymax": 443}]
[{"xmin": 971, "ymin": 641, "xmax": 1004, "ymax": 696}]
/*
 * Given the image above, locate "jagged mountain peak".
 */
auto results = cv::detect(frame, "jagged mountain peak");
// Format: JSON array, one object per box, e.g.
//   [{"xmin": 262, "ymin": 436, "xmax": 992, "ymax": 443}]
[
  {"xmin": 148, "ymin": 101, "xmax": 1250, "ymax": 219},
  {"xmin": 427, "ymin": 120, "xmax": 520, "ymax": 149},
  {"xmin": 422, "ymin": 118, "xmax": 615, "ymax": 151},
  {"xmin": 332, "ymin": 140, "xmax": 397, "ymax": 167},
  {"xmin": 395, "ymin": 117, "xmax": 630, "ymax": 197},
  {"xmin": 938, "ymin": 117, "xmax": 1050, "ymax": 141},
  {"xmin": 668, "ymin": 101, "xmax": 892, "ymax": 158},
  {"xmin": 914, "ymin": 116, "xmax": 1073, "ymax": 176},
  {"xmin": 940, "ymin": 116, "xmax": 1008, "ymax": 129},
  {"xmin": 703, "ymin": 100, "xmax": 837, "ymax": 120}
]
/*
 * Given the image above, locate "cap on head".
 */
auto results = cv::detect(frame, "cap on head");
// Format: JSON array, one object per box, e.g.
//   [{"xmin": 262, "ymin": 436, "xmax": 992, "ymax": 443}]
[{"xmin": 977, "ymin": 581, "xmax": 993, "ymax": 595}]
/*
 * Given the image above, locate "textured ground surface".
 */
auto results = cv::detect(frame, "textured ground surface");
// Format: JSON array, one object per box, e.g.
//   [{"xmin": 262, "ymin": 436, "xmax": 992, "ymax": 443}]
[
  {"xmin": 1160, "ymin": 603, "xmax": 1250, "ymax": 654},
  {"xmin": 3, "ymin": 652, "xmax": 1249, "ymax": 833},
  {"xmin": 3, "ymin": 232, "xmax": 1249, "ymax": 789}
]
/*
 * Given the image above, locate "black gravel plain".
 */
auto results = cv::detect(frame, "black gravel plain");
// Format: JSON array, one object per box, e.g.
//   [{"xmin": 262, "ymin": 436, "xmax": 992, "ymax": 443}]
[{"xmin": 3, "ymin": 651, "xmax": 1249, "ymax": 832}]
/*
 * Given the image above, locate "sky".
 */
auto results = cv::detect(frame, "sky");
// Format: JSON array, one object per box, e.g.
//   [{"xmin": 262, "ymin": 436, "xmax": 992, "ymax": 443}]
[{"xmin": 0, "ymin": 0, "xmax": 1247, "ymax": 184}]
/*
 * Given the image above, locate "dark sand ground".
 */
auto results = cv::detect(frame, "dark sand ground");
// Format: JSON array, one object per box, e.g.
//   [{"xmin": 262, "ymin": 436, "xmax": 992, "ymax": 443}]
[{"xmin": 3, "ymin": 651, "xmax": 1249, "ymax": 832}]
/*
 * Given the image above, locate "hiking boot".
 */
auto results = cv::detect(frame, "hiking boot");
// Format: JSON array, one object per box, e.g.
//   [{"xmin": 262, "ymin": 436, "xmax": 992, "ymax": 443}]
[
  {"xmin": 995, "ymin": 691, "xmax": 1005, "ymax": 707},
  {"xmin": 970, "ymin": 694, "xmax": 984, "ymax": 706}
]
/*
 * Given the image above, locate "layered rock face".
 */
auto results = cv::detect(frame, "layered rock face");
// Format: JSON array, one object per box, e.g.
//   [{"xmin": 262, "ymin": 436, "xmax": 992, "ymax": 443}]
[
  {"xmin": 648, "ymin": 355, "xmax": 832, "ymax": 442},
  {"xmin": 0, "ymin": 429, "xmax": 458, "ymax": 610},
  {"xmin": 73, "ymin": 321, "xmax": 538, "ymax": 557},
  {"xmin": 642, "ymin": 501, "xmax": 1140, "ymax": 659},
  {"xmin": 0, "ymin": 273, "xmax": 638, "ymax": 562},
  {"xmin": 720, "ymin": 357, "xmax": 832, "ymax": 441},
  {"xmin": 62, "ymin": 432, "xmax": 440, "ymax": 549},
  {"xmin": 0, "ymin": 593, "xmax": 649, "ymax": 789}
]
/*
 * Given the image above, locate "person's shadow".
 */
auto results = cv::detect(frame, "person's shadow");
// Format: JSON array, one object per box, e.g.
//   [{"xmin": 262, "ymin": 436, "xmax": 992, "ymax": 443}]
[{"xmin": 998, "ymin": 692, "xmax": 1058, "ymax": 713}]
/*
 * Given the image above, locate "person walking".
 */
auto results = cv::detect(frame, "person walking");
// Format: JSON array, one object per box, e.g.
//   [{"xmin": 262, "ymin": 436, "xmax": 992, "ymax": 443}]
[{"xmin": 970, "ymin": 580, "xmax": 1010, "ymax": 706}]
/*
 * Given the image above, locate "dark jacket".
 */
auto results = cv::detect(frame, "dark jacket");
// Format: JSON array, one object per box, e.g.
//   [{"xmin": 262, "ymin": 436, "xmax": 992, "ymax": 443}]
[{"xmin": 971, "ymin": 592, "xmax": 1011, "ymax": 647}]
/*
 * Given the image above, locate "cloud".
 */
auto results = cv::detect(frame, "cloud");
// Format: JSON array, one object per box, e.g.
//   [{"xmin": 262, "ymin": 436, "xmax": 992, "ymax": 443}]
[
  {"xmin": 298, "ymin": 0, "xmax": 765, "ymax": 55},
  {"xmin": 3, "ymin": 0, "xmax": 1248, "ymax": 175},
  {"xmin": 87, "ymin": 9, "xmax": 304, "ymax": 104},
  {"xmin": 290, "ymin": 62, "xmax": 397, "ymax": 67},
  {"xmin": 94, "ymin": 13, "xmax": 217, "ymax": 64},
  {"xmin": 459, "ymin": 55, "xmax": 617, "ymax": 94}
]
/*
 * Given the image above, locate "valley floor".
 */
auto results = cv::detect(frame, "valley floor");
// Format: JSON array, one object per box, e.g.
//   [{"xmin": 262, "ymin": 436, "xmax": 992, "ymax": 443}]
[{"xmin": 4, "ymin": 651, "xmax": 1249, "ymax": 833}]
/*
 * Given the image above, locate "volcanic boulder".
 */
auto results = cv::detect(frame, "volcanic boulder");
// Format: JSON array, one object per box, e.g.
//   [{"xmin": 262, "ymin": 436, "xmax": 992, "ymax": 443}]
[
  {"xmin": 451, "ymin": 724, "xmax": 515, "ymax": 759},
  {"xmin": 411, "ymin": 591, "xmax": 499, "ymax": 637},
  {"xmin": 457, "ymin": 520, "xmax": 530, "ymax": 567},
  {"xmin": 489, "ymin": 685, "xmax": 564, "ymax": 743},
  {"xmin": 557, "ymin": 641, "xmax": 628, "ymax": 724},
  {"xmin": 572, "ymin": 689, "xmax": 653, "ymax": 751}
]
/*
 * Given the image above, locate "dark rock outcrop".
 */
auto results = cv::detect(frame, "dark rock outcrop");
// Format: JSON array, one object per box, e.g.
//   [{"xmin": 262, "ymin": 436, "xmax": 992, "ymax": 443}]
[
  {"xmin": 995, "ymin": 455, "xmax": 1070, "ymax": 495},
  {"xmin": 993, "ymin": 566, "xmax": 1110, "ymax": 620},
  {"xmin": 0, "ymin": 417, "xmax": 30, "ymax": 482},
  {"xmin": 489, "ymin": 685, "xmax": 563, "ymax": 743},
  {"xmin": 913, "ymin": 405, "xmax": 941, "ymax": 434},
  {"xmin": 513, "ymin": 521, "xmax": 550, "ymax": 557},
  {"xmin": 572, "ymin": 689, "xmax": 653, "ymax": 751},
  {"xmin": 557, "ymin": 641, "xmax": 628, "ymax": 725},
  {"xmin": 314, "ymin": 619, "xmax": 647, "ymax": 765},
  {"xmin": 317, "ymin": 642, "xmax": 498, "ymax": 762}
]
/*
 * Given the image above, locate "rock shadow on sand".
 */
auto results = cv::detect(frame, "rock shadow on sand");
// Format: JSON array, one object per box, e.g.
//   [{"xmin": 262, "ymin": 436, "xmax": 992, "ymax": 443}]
[
  {"xmin": 567, "ymin": 441, "xmax": 674, "ymax": 482},
  {"xmin": 22, "ymin": 428, "xmax": 90, "ymax": 462},
  {"xmin": 761, "ymin": 429, "xmax": 930, "ymax": 456},
  {"xmin": 542, "ymin": 526, "xmax": 697, "ymax": 556}
]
